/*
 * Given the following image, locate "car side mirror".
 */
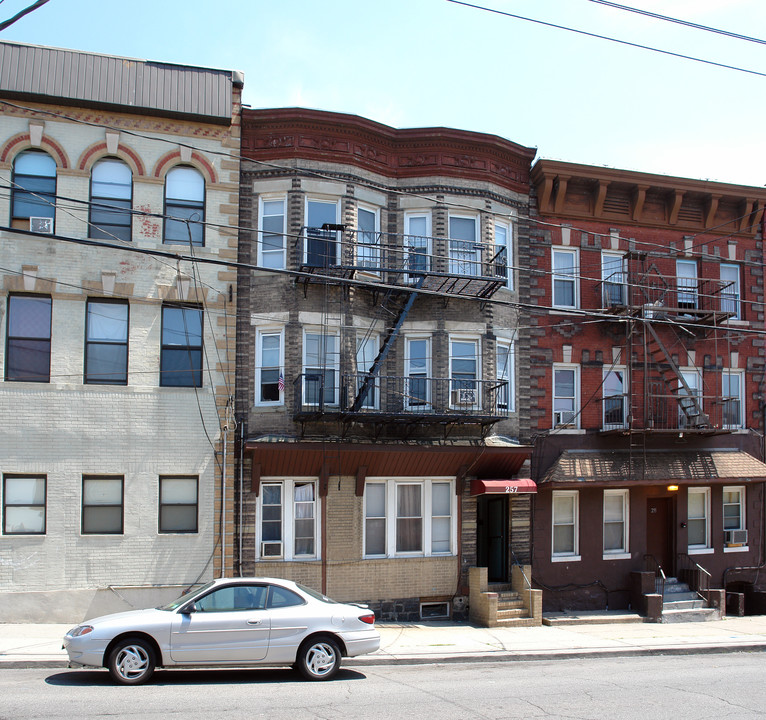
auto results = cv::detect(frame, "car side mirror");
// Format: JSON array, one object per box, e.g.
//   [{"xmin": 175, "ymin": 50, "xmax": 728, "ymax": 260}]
[{"xmin": 180, "ymin": 602, "xmax": 198, "ymax": 615}]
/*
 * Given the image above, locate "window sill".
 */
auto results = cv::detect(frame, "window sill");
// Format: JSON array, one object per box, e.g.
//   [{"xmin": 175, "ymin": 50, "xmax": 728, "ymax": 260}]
[
  {"xmin": 602, "ymin": 552, "xmax": 631, "ymax": 561},
  {"xmin": 724, "ymin": 545, "xmax": 750, "ymax": 553},
  {"xmin": 253, "ymin": 403, "xmax": 285, "ymax": 411},
  {"xmin": 552, "ymin": 428, "xmax": 585, "ymax": 434},
  {"xmin": 552, "ymin": 554, "xmax": 581, "ymax": 563},
  {"xmin": 688, "ymin": 547, "xmax": 714, "ymax": 555}
]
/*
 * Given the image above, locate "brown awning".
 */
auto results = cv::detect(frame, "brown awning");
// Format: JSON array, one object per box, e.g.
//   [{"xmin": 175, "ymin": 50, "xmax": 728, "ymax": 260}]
[
  {"xmin": 541, "ymin": 449, "xmax": 766, "ymax": 488},
  {"xmin": 470, "ymin": 478, "xmax": 537, "ymax": 495},
  {"xmin": 245, "ymin": 440, "xmax": 532, "ymax": 496}
]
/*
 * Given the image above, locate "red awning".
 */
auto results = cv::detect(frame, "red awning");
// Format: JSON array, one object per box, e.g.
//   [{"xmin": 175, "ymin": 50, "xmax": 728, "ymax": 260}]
[{"xmin": 470, "ymin": 478, "xmax": 537, "ymax": 495}]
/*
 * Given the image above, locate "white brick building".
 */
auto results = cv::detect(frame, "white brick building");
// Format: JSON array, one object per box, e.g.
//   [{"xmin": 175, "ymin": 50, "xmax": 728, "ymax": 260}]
[{"xmin": 0, "ymin": 41, "xmax": 242, "ymax": 621}]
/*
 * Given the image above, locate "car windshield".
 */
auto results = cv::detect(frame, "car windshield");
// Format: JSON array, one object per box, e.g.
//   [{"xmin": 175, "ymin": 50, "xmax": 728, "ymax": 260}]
[
  {"xmin": 157, "ymin": 581, "xmax": 216, "ymax": 611},
  {"xmin": 296, "ymin": 582, "xmax": 338, "ymax": 604}
]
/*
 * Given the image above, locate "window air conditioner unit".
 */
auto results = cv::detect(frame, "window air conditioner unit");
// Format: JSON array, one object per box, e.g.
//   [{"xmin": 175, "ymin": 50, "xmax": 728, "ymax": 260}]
[
  {"xmin": 554, "ymin": 410, "xmax": 576, "ymax": 427},
  {"xmin": 725, "ymin": 529, "xmax": 747, "ymax": 545},
  {"xmin": 261, "ymin": 541, "xmax": 282, "ymax": 558},
  {"xmin": 30, "ymin": 217, "xmax": 53, "ymax": 234},
  {"xmin": 451, "ymin": 388, "xmax": 477, "ymax": 406}
]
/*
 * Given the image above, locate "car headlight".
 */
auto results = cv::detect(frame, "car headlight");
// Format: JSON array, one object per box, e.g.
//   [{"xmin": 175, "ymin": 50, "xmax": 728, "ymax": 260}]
[{"xmin": 68, "ymin": 625, "xmax": 94, "ymax": 637}]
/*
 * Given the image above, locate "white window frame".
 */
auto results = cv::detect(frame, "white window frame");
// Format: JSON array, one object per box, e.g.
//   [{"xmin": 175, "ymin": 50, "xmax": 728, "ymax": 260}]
[
  {"xmin": 687, "ymin": 486, "xmax": 711, "ymax": 552},
  {"xmin": 720, "ymin": 263, "xmax": 741, "ymax": 320},
  {"xmin": 553, "ymin": 363, "xmax": 580, "ymax": 428},
  {"xmin": 496, "ymin": 339, "xmax": 515, "ymax": 413},
  {"xmin": 363, "ymin": 478, "xmax": 456, "ymax": 558},
  {"xmin": 302, "ymin": 328, "xmax": 340, "ymax": 407},
  {"xmin": 603, "ymin": 367, "xmax": 627, "ymax": 430},
  {"xmin": 356, "ymin": 333, "xmax": 380, "ymax": 410},
  {"xmin": 601, "ymin": 251, "xmax": 626, "ymax": 306},
  {"xmin": 552, "ymin": 248, "xmax": 579, "ymax": 309},
  {"xmin": 723, "ymin": 485, "xmax": 745, "ymax": 532},
  {"xmin": 258, "ymin": 195, "xmax": 287, "ymax": 269},
  {"xmin": 448, "ymin": 214, "xmax": 481, "ymax": 276},
  {"xmin": 676, "ymin": 259, "xmax": 698, "ymax": 310},
  {"xmin": 405, "ymin": 335, "xmax": 432, "ymax": 410},
  {"xmin": 256, "ymin": 478, "xmax": 320, "ymax": 561},
  {"xmin": 357, "ymin": 204, "xmax": 380, "ymax": 274},
  {"xmin": 404, "ymin": 212, "xmax": 432, "ymax": 280},
  {"xmin": 722, "ymin": 369, "xmax": 744, "ymax": 430},
  {"xmin": 255, "ymin": 326, "xmax": 285, "ymax": 406},
  {"xmin": 449, "ymin": 336, "xmax": 481, "ymax": 410},
  {"xmin": 552, "ymin": 490, "xmax": 580, "ymax": 560},
  {"xmin": 494, "ymin": 220, "xmax": 513, "ymax": 289},
  {"xmin": 305, "ymin": 197, "xmax": 341, "ymax": 266},
  {"xmin": 678, "ymin": 367, "xmax": 703, "ymax": 429},
  {"xmin": 603, "ymin": 489, "xmax": 629, "ymax": 558}
]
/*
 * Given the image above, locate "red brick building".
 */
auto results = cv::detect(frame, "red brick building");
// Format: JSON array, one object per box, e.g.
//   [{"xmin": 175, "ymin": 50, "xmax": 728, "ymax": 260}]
[{"xmin": 528, "ymin": 160, "xmax": 766, "ymax": 614}]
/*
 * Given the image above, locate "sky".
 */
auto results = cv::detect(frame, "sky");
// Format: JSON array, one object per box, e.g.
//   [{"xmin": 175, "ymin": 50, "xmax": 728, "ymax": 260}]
[{"xmin": 1, "ymin": 0, "xmax": 765, "ymax": 186}]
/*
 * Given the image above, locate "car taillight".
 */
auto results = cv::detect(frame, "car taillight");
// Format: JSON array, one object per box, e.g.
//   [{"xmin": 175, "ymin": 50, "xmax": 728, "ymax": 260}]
[{"xmin": 359, "ymin": 613, "xmax": 376, "ymax": 625}]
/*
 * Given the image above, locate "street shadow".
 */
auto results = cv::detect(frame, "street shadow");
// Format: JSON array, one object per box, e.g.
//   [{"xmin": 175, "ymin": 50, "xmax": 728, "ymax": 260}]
[{"xmin": 45, "ymin": 667, "xmax": 367, "ymax": 686}]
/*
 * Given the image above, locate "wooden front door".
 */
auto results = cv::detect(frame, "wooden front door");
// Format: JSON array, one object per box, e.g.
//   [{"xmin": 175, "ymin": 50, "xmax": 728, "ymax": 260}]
[
  {"xmin": 477, "ymin": 496, "xmax": 508, "ymax": 583},
  {"xmin": 646, "ymin": 497, "xmax": 674, "ymax": 575}
]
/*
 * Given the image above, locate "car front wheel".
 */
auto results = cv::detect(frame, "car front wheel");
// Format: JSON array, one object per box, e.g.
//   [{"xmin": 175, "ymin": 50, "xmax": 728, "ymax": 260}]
[
  {"xmin": 107, "ymin": 637, "xmax": 156, "ymax": 685},
  {"xmin": 296, "ymin": 637, "xmax": 341, "ymax": 681}
]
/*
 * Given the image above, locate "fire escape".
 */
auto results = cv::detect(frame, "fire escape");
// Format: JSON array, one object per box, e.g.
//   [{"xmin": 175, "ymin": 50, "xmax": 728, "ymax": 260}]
[
  {"xmin": 292, "ymin": 224, "xmax": 510, "ymax": 437},
  {"xmin": 599, "ymin": 251, "xmax": 737, "ymax": 443}
]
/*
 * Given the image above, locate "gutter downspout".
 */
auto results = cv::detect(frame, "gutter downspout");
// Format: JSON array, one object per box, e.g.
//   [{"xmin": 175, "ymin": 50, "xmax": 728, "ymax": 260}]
[
  {"xmin": 239, "ymin": 421, "xmax": 244, "ymax": 577},
  {"xmin": 221, "ymin": 431, "xmax": 227, "ymax": 578}
]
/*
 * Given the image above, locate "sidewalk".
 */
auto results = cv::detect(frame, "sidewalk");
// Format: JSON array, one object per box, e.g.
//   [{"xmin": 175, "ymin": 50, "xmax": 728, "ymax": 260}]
[{"xmin": 2, "ymin": 615, "xmax": 766, "ymax": 669}]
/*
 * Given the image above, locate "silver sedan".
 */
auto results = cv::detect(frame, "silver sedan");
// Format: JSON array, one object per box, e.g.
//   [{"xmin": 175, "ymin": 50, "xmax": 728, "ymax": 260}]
[{"xmin": 63, "ymin": 577, "xmax": 380, "ymax": 685}]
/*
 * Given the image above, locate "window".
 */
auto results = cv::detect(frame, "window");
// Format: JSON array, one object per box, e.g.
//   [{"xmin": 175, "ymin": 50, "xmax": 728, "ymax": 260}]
[
  {"xmin": 3, "ymin": 475, "xmax": 46, "ymax": 535},
  {"xmin": 723, "ymin": 486, "xmax": 745, "ymax": 533},
  {"xmin": 722, "ymin": 370, "xmax": 744, "ymax": 429},
  {"xmin": 404, "ymin": 212, "xmax": 431, "ymax": 278},
  {"xmin": 494, "ymin": 221, "xmax": 512, "ymax": 288},
  {"xmin": 448, "ymin": 215, "xmax": 480, "ymax": 276},
  {"xmin": 405, "ymin": 336, "xmax": 430, "ymax": 409},
  {"xmin": 356, "ymin": 334, "xmax": 379, "ymax": 409},
  {"xmin": 303, "ymin": 331, "xmax": 338, "ymax": 406},
  {"xmin": 259, "ymin": 197, "xmax": 286, "ymax": 269},
  {"xmin": 305, "ymin": 199, "xmax": 339, "ymax": 267},
  {"xmin": 159, "ymin": 476, "xmax": 198, "ymax": 533},
  {"xmin": 82, "ymin": 476, "xmax": 124, "ymax": 534},
  {"xmin": 687, "ymin": 487, "xmax": 710, "ymax": 550},
  {"xmin": 6, "ymin": 295, "xmax": 52, "ymax": 382},
  {"xmin": 553, "ymin": 364, "xmax": 579, "ymax": 428},
  {"xmin": 257, "ymin": 480, "xmax": 318, "ymax": 560},
  {"xmin": 677, "ymin": 260, "xmax": 698, "ymax": 309},
  {"xmin": 195, "ymin": 583, "xmax": 268, "ymax": 612},
  {"xmin": 720, "ymin": 264, "xmax": 740, "ymax": 320},
  {"xmin": 364, "ymin": 479, "xmax": 454, "ymax": 557},
  {"xmin": 601, "ymin": 252, "xmax": 626, "ymax": 306},
  {"xmin": 160, "ymin": 305, "xmax": 203, "ymax": 387},
  {"xmin": 552, "ymin": 249, "xmax": 578, "ymax": 308},
  {"xmin": 357, "ymin": 206, "xmax": 380, "ymax": 271},
  {"xmin": 255, "ymin": 327, "xmax": 283, "ymax": 405},
  {"xmin": 450, "ymin": 338, "xmax": 479, "ymax": 409},
  {"xmin": 85, "ymin": 300, "xmax": 128, "ymax": 384},
  {"xmin": 552, "ymin": 490, "xmax": 579, "ymax": 558},
  {"xmin": 11, "ymin": 150, "xmax": 56, "ymax": 230},
  {"xmin": 496, "ymin": 340, "xmax": 515, "ymax": 412},
  {"xmin": 603, "ymin": 489, "xmax": 629, "ymax": 555},
  {"xmin": 678, "ymin": 369, "xmax": 702, "ymax": 429},
  {"xmin": 164, "ymin": 166, "xmax": 204, "ymax": 245},
  {"xmin": 603, "ymin": 369, "xmax": 626, "ymax": 429},
  {"xmin": 90, "ymin": 158, "xmax": 132, "ymax": 242}
]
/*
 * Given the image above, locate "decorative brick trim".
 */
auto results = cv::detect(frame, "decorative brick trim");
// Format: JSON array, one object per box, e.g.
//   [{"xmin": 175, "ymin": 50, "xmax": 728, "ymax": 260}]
[
  {"xmin": 0, "ymin": 132, "xmax": 69, "ymax": 168},
  {"xmin": 153, "ymin": 149, "xmax": 217, "ymax": 184},
  {"xmin": 77, "ymin": 141, "xmax": 146, "ymax": 176}
]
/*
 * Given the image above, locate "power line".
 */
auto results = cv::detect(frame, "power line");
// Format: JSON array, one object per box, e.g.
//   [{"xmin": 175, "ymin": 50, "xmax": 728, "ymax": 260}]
[
  {"xmin": 588, "ymin": 1, "xmax": 766, "ymax": 46},
  {"xmin": 0, "ymin": 0, "xmax": 49, "ymax": 32},
  {"xmin": 446, "ymin": 0, "xmax": 766, "ymax": 79}
]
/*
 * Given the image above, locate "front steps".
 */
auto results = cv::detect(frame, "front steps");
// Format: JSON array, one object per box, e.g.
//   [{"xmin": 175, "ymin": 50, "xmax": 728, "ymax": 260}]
[
  {"xmin": 468, "ymin": 566, "xmax": 542, "ymax": 627},
  {"xmin": 661, "ymin": 577, "xmax": 720, "ymax": 623}
]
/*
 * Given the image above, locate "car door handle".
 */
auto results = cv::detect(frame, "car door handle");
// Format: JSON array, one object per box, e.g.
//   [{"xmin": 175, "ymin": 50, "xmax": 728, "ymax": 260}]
[{"xmin": 247, "ymin": 619, "xmax": 262, "ymax": 625}]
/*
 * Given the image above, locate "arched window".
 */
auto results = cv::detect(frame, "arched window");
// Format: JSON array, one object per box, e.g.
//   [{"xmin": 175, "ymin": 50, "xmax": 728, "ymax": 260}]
[
  {"xmin": 12, "ymin": 150, "xmax": 56, "ymax": 231},
  {"xmin": 90, "ymin": 158, "xmax": 132, "ymax": 242},
  {"xmin": 164, "ymin": 166, "xmax": 204, "ymax": 246}
]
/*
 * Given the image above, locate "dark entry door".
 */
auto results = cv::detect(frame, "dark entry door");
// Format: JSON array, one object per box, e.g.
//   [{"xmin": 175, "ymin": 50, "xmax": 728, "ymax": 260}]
[
  {"xmin": 646, "ymin": 497, "xmax": 673, "ymax": 574},
  {"xmin": 477, "ymin": 496, "xmax": 508, "ymax": 582}
]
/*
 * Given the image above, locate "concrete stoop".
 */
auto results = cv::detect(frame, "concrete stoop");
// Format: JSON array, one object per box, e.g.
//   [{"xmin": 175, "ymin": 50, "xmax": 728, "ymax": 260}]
[
  {"xmin": 660, "ymin": 578, "xmax": 722, "ymax": 623},
  {"xmin": 542, "ymin": 610, "xmax": 644, "ymax": 626}
]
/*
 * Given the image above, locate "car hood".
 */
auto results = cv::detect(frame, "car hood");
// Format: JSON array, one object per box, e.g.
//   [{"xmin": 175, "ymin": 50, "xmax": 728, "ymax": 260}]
[{"xmin": 78, "ymin": 607, "xmax": 172, "ymax": 630}]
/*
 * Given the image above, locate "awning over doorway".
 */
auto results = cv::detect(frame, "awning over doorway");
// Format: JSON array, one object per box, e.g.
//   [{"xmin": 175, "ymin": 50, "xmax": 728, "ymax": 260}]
[
  {"xmin": 540, "ymin": 449, "xmax": 766, "ymax": 488},
  {"xmin": 470, "ymin": 478, "xmax": 537, "ymax": 495}
]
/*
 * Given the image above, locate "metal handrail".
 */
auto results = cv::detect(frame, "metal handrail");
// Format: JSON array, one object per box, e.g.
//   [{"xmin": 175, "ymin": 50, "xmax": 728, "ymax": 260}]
[
  {"xmin": 677, "ymin": 552, "xmax": 711, "ymax": 604},
  {"xmin": 511, "ymin": 551, "xmax": 533, "ymax": 617},
  {"xmin": 643, "ymin": 554, "xmax": 666, "ymax": 597}
]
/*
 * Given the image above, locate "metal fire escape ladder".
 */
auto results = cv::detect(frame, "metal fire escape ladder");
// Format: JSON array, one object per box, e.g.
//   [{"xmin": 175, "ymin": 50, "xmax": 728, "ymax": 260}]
[
  {"xmin": 644, "ymin": 321, "xmax": 706, "ymax": 426},
  {"xmin": 350, "ymin": 275, "xmax": 425, "ymax": 412}
]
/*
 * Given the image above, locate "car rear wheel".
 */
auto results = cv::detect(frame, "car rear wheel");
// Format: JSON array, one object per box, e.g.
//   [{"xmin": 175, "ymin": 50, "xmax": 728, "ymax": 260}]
[
  {"xmin": 107, "ymin": 637, "xmax": 156, "ymax": 685},
  {"xmin": 296, "ymin": 637, "xmax": 341, "ymax": 681}
]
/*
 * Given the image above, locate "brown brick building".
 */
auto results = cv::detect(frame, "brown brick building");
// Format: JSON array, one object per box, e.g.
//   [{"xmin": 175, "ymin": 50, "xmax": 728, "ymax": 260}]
[{"xmin": 235, "ymin": 109, "xmax": 539, "ymax": 621}]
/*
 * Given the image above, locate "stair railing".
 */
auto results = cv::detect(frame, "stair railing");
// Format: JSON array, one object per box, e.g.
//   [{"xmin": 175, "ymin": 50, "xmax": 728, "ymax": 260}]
[
  {"xmin": 643, "ymin": 554, "xmax": 666, "ymax": 597},
  {"xmin": 511, "ymin": 551, "xmax": 533, "ymax": 617},
  {"xmin": 677, "ymin": 552, "xmax": 711, "ymax": 604}
]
